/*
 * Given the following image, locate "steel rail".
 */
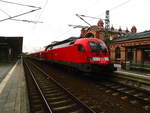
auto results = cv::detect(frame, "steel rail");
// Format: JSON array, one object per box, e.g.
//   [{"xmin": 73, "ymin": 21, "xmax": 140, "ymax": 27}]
[
  {"xmin": 24, "ymin": 61, "xmax": 53, "ymax": 113},
  {"xmin": 27, "ymin": 59, "xmax": 96, "ymax": 113},
  {"xmin": 96, "ymin": 80, "xmax": 150, "ymax": 106}
]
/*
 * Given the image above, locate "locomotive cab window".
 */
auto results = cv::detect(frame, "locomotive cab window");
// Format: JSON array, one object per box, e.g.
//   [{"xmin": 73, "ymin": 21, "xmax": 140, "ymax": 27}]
[
  {"xmin": 89, "ymin": 41, "xmax": 107, "ymax": 54},
  {"xmin": 77, "ymin": 44, "xmax": 85, "ymax": 52},
  {"xmin": 47, "ymin": 46, "xmax": 53, "ymax": 51},
  {"xmin": 69, "ymin": 41, "xmax": 75, "ymax": 45}
]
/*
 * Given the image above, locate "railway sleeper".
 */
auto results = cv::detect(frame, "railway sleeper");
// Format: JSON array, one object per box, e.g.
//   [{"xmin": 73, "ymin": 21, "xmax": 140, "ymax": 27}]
[
  {"xmin": 52, "ymin": 103, "xmax": 78, "ymax": 113},
  {"xmin": 117, "ymin": 87, "xmax": 127, "ymax": 91},
  {"xmin": 50, "ymin": 99, "xmax": 72, "ymax": 105},
  {"xmin": 32, "ymin": 104, "xmax": 43, "ymax": 112},
  {"xmin": 39, "ymin": 82, "xmax": 56, "ymax": 87},
  {"xmin": 69, "ymin": 109, "xmax": 85, "ymax": 113},
  {"xmin": 50, "ymin": 99, "xmax": 74, "ymax": 108},
  {"xmin": 31, "ymin": 95, "xmax": 41, "ymax": 99},
  {"xmin": 44, "ymin": 90, "xmax": 61, "ymax": 94},
  {"xmin": 32, "ymin": 99, "xmax": 42, "ymax": 105},
  {"xmin": 43, "ymin": 87, "xmax": 60, "ymax": 91},
  {"xmin": 144, "ymin": 97, "xmax": 150, "ymax": 101},
  {"xmin": 47, "ymin": 95, "xmax": 69, "ymax": 102}
]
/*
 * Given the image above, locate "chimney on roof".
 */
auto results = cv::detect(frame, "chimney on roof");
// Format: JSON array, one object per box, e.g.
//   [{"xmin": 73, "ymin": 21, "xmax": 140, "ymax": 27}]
[
  {"xmin": 126, "ymin": 27, "xmax": 129, "ymax": 33},
  {"xmin": 111, "ymin": 25, "xmax": 114, "ymax": 31},
  {"xmin": 97, "ymin": 19, "xmax": 104, "ymax": 30},
  {"xmin": 131, "ymin": 26, "xmax": 137, "ymax": 33},
  {"xmin": 118, "ymin": 26, "xmax": 122, "ymax": 32}
]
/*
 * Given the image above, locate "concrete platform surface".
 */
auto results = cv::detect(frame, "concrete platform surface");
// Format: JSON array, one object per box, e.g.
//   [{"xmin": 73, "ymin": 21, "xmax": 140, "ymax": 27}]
[
  {"xmin": 114, "ymin": 64, "xmax": 150, "ymax": 82},
  {"xmin": 0, "ymin": 60, "xmax": 30, "ymax": 113},
  {"xmin": 114, "ymin": 64, "xmax": 150, "ymax": 76},
  {"xmin": 0, "ymin": 62, "xmax": 15, "ymax": 83}
]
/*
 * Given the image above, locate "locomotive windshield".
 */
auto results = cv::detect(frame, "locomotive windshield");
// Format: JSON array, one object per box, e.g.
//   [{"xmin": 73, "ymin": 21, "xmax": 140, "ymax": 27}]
[{"xmin": 89, "ymin": 41, "xmax": 107, "ymax": 54}]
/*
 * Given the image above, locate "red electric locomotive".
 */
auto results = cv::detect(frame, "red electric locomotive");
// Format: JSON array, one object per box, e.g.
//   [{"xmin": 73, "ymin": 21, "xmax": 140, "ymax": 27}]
[{"xmin": 40, "ymin": 37, "xmax": 116, "ymax": 73}]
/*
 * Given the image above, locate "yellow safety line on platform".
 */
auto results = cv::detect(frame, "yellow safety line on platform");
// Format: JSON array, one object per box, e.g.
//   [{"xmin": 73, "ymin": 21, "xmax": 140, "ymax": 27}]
[{"xmin": 0, "ymin": 60, "xmax": 18, "ymax": 94}]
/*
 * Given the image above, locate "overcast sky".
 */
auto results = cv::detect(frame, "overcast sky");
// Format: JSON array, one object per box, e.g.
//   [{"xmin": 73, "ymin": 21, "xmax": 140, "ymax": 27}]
[{"xmin": 0, "ymin": 0, "xmax": 149, "ymax": 52}]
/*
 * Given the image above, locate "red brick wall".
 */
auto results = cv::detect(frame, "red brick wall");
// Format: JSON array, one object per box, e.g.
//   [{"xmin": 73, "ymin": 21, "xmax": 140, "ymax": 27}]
[
  {"xmin": 110, "ymin": 38, "xmax": 150, "ymax": 64},
  {"xmin": 136, "ymin": 49, "xmax": 143, "ymax": 64}
]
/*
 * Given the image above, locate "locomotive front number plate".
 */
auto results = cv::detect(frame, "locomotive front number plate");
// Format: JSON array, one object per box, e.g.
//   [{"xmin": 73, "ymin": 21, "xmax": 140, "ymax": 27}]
[{"xmin": 92, "ymin": 57, "xmax": 100, "ymax": 61}]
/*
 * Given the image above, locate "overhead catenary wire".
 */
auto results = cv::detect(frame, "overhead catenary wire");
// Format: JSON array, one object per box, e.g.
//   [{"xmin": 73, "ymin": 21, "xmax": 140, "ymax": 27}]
[
  {"xmin": 55, "ymin": 28, "xmax": 74, "ymax": 40},
  {"xmin": 0, "ymin": 8, "xmax": 43, "ymax": 23},
  {"xmin": 10, "ymin": 19, "xmax": 43, "ymax": 24},
  {"xmin": 0, "ymin": 0, "xmax": 40, "ymax": 8},
  {"xmin": 36, "ymin": 0, "xmax": 48, "ymax": 22},
  {"xmin": 0, "ymin": 0, "xmax": 42, "ymax": 23},
  {"xmin": 0, "ymin": 7, "xmax": 41, "ymax": 22},
  {"xmin": 79, "ymin": 15, "xmax": 100, "ymax": 19},
  {"xmin": 78, "ymin": 0, "xmax": 132, "ymax": 21},
  {"xmin": 0, "ymin": 8, "xmax": 11, "ymax": 17},
  {"xmin": 0, "ymin": 7, "xmax": 42, "ymax": 23},
  {"xmin": 95, "ymin": 0, "xmax": 132, "ymax": 18},
  {"xmin": 109, "ymin": 0, "xmax": 131, "ymax": 11},
  {"xmin": 32, "ymin": 0, "xmax": 48, "ymax": 28},
  {"xmin": 76, "ymin": 14, "xmax": 91, "ymax": 26}
]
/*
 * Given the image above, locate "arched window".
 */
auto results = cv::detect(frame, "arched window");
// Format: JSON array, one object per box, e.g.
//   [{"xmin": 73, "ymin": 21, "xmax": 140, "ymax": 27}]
[
  {"xmin": 115, "ymin": 47, "xmax": 121, "ymax": 60},
  {"xmin": 85, "ymin": 33, "xmax": 94, "ymax": 38}
]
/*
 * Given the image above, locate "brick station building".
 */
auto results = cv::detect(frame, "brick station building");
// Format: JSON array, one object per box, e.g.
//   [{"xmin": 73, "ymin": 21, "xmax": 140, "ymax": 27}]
[
  {"xmin": 110, "ymin": 31, "xmax": 150, "ymax": 69},
  {"xmin": 80, "ymin": 19, "xmax": 128, "ymax": 45},
  {"xmin": 80, "ymin": 19, "xmax": 150, "ymax": 69}
]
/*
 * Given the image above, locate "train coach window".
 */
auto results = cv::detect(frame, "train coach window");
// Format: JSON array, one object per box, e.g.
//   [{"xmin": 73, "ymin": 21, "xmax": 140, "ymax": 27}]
[{"xmin": 78, "ymin": 45, "xmax": 85, "ymax": 52}]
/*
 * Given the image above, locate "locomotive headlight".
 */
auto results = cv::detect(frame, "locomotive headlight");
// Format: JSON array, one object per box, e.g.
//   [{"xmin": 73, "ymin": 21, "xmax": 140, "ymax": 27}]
[{"xmin": 104, "ymin": 57, "xmax": 109, "ymax": 61}]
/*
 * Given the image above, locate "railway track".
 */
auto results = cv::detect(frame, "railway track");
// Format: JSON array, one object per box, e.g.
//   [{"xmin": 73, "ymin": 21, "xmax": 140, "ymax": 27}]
[
  {"xmin": 113, "ymin": 71, "xmax": 150, "ymax": 92},
  {"xmin": 94, "ymin": 80, "xmax": 150, "ymax": 111},
  {"xmin": 23, "ymin": 59, "xmax": 96, "ymax": 113},
  {"xmin": 25, "ymin": 59, "xmax": 150, "ymax": 113}
]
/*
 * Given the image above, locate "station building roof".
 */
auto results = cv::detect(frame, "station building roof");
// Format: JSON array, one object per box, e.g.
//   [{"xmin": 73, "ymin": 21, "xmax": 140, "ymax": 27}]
[{"xmin": 112, "ymin": 30, "xmax": 150, "ymax": 42}]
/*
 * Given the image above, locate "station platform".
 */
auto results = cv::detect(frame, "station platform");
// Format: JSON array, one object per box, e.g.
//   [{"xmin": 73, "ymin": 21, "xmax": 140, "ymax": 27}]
[
  {"xmin": 0, "ymin": 61, "xmax": 149, "ymax": 113},
  {"xmin": 0, "ymin": 60, "xmax": 29, "ymax": 113},
  {"xmin": 0, "ymin": 62, "xmax": 15, "ymax": 83},
  {"xmin": 114, "ymin": 64, "xmax": 150, "ymax": 86},
  {"xmin": 114, "ymin": 64, "xmax": 150, "ymax": 76}
]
